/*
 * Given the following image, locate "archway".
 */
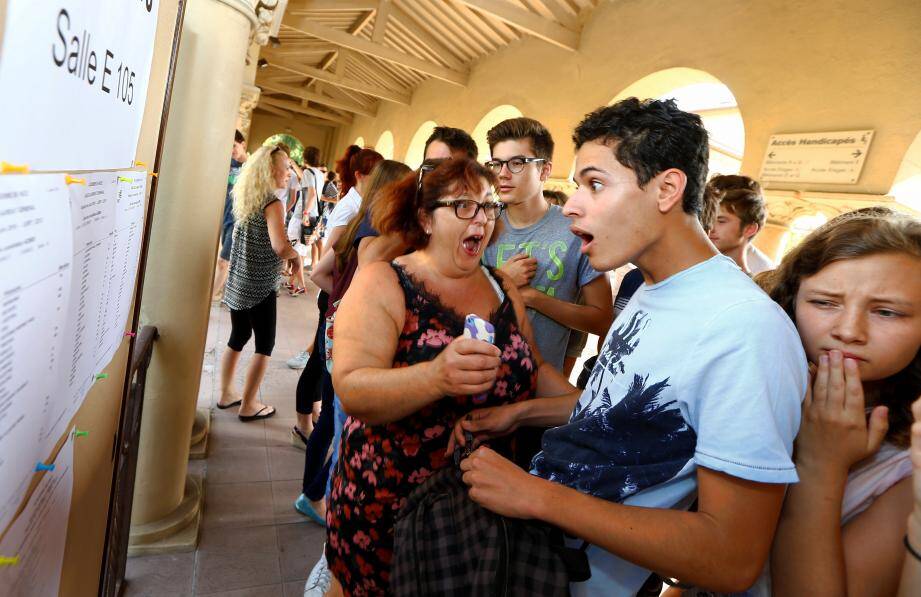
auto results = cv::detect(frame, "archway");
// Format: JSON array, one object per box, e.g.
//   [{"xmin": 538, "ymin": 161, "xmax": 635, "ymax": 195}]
[
  {"xmin": 354, "ymin": 136, "xmax": 365, "ymax": 148},
  {"xmin": 471, "ymin": 105, "xmax": 523, "ymax": 161},
  {"xmin": 264, "ymin": 132, "xmax": 304, "ymax": 164},
  {"xmin": 405, "ymin": 120, "xmax": 438, "ymax": 168},
  {"xmin": 609, "ymin": 68, "xmax": 745, "ymax": 176},
  {"xmin": 375, "ymin": 130, "xmax": 394, "ymax": 159},
  {"xmin": 890, "ymin": 129, "xmax": 921, "ymax": 212},
  {"xmin": 774, "ymin": 212, "xmax": 829, "ymax": 261}
]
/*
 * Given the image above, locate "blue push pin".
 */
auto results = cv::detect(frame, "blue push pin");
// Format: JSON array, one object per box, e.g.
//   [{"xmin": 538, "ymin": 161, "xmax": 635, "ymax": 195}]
[{"xmin": 35, "ymin": 462, "xmax": 55, "ymax": 472}]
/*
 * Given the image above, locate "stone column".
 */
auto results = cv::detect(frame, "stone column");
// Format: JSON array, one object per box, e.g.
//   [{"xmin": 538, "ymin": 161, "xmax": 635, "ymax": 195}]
[
  {"xmin": 129, "ymin": 0, "xmax": 257, "ymax": 553},
  {"xmin": 237, "ymin": 83, "xmax": 262, "ymax": 139}
]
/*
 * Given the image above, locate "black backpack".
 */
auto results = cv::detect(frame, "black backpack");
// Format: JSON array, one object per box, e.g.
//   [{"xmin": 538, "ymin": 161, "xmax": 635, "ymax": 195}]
[{"xmin": 391, "ymin": 439, "xmax": 590, "ymax": 596}]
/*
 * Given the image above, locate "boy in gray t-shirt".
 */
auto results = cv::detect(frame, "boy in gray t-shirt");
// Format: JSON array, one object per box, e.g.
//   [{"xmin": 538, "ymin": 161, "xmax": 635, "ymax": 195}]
[{"xmin": 482, "ymin": 117, "xmax": 612, "ymax": 371}]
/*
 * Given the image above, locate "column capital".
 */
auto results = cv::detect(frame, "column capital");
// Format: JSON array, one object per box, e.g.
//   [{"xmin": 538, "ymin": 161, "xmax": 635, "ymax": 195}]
[{"xmin": 213, "ymin": 0, "xmax": 258, "ymax": 29}]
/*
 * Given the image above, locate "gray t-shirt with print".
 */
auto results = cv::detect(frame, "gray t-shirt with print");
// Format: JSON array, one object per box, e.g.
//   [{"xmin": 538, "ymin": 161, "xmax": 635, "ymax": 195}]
[{"xmin": 483, "ymin": 204, "xmax": 602, "ymax": 369}]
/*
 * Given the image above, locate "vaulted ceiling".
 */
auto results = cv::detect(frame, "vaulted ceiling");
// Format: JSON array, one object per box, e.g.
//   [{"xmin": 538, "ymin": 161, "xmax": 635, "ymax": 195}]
[{"xmin": 253, "ymin": 0, "xmax": 599, "ymax": 129}]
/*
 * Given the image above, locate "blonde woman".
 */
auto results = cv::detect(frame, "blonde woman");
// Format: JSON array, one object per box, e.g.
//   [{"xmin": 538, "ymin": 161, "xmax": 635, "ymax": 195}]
[{"xmin": 219, "ymin": 144, "xmax": 297, "ymax": 421}]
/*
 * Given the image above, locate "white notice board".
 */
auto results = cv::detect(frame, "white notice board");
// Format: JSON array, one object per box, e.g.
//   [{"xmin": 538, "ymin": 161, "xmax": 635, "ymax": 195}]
[
  {"xmin": 759, "ymin": 130, "xmax": 873, "ymax": 184},
  {"xmin": 0, "ymin": 0, "xmax": 160, "ymax": 170}
]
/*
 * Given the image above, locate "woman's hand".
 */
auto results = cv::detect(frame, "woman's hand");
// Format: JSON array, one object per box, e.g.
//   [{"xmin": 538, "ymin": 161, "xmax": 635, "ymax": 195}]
[
  {"xmin": 795, "ymin": 350, "xmax": 889, "ymax": 475},
  {"xmin": 446, "ymin": 403, "xmax": 524, "ymax": 455},
  {"xmin": 460, "ymin": 446, "xmax": 542, "ymax": 519},
  {"xmin": 430, "ymin": 337, "xmax": 500, "ymax": 398}
]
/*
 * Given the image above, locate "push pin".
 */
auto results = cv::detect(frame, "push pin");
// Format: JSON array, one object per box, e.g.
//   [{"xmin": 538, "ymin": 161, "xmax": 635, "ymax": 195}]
[
  {"xmin": 74, "ymin": 429, "xmax": 89, "ymax": 438},
  {"xmin": 65, "ymin": 175, "xmax": 86, "ymax": 185},
  {"xmin": 125, "ymin": 331, "xmax": 136, "ymax": 337},
  {"xmin": 35, "ymin": 462, "xmax": 55, "ymax": 472},
  {"xmin": 0, "ymin": 555, "xmax": 19, "ymax": 566},
  {"xmin": 118, "ymin": 176, "xmax": 132, "ymax": 182},
  {"xmin": 0, "ymin": 162, "xmax": 29, "ymax": 174},
  {"xmin": 134, "ymin": 161, "xmax": 147, "ymax": 167},
  {"xmin": 95, "ymin": 373, "xmax": 109, "ymax": 380},
  {"xmin": 150, "ymin": 172, "xmax": 159, "ymax": 178}
]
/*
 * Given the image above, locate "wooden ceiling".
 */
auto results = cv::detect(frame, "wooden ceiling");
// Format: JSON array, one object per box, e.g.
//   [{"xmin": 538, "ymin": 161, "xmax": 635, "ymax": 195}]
[{"xmin": 253, "ymin": 0, "xmax": 599, "ymax": 129}]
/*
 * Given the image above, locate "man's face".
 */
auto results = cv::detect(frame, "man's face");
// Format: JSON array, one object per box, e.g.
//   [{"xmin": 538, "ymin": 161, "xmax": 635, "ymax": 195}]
[
  {"xmin": 563, "ymin": 140, "xmax": 661, "ymax": 272},
  {"xmin": 490, "ymin": 139, "xmax": 550, "ymax": 206},
  {"xmin": 232, "ymin": 140, "xmax": 246, "ymax": 161},
  {"xmin": 708, "ymin": 205, "xmax": 752, "ymax": 253}
]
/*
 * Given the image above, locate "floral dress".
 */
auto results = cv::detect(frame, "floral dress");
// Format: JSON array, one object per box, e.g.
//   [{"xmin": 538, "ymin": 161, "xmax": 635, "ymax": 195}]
[{"xmin": 325, "ymin": 263, "xmax": 538, "ymax": 596}]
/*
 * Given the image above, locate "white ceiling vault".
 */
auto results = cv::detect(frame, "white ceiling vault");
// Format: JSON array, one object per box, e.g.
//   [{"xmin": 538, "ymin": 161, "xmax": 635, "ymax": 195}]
[{"xmin": 253, "ymin": 0, "xmax": 600, "ymax": 129}]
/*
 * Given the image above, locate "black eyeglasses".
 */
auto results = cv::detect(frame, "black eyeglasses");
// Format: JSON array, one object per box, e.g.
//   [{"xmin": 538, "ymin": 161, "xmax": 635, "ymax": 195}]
[
  {"xmin": 432, "ymin": 198, "xmax": 505, "ymax": 221},
  {"xmin": 415, "ymin": 158, "xmax": 450, "ymax": 202},
  {"xmin": 484, "ymin": 156, "xmax": 546, "ymax": 174}
]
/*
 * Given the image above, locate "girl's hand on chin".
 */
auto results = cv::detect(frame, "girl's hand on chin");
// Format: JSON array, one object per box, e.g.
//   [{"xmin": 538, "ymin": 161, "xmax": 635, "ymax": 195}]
[{"xmin": 795, "ymin": 350, "xmax": 889, "ymax": 475}]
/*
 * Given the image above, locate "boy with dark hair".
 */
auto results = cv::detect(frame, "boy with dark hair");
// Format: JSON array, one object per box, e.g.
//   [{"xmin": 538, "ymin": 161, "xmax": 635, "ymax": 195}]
[
  {"xmin": 708, "ymin": 187, "xmax": 767, "ymax": 273},
  {"xmin": 483, "ymin": 117, "xmax": 613, "ymax": 372},
  {"xmin": 424, "ymin": 125, "xmax": 478, "ymax": 159},
  {"xmin": 457, "ymin": 98, "xmax": 807, "ymax": 595},
  {"xmin": 212, "ymin": 130, "xmax": 247, "ymax": 300}
]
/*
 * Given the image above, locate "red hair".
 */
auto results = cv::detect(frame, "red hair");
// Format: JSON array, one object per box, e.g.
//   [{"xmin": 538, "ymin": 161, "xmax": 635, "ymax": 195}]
[{"xmin": 334, "ymin": 145, "xmax": 361, "ymax": 197}]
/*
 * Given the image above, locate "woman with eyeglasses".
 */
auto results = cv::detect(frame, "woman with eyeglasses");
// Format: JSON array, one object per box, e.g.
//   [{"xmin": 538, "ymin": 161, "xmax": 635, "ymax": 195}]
[{"xmin": 322, "ymin": 158, "xmax": 574, "ymax": 595}]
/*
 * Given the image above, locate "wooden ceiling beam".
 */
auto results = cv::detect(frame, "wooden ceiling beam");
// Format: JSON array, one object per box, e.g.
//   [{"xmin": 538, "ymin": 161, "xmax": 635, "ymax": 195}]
[
  {"xmin": 261, "ymin": 95, "xmax": 354, "ymax": 125},
  {"xmin": 262, "ymin": 54, "xmax": 411, "ymax": 104},
  {"xmin": 282, "ymin": 16, "xmax": 468, "ymax": 85},
  {"xmin": 456, "ymin": 0, "xmax": 580, "ymax": 51},
  {"xmin": 371, "ymin": 0, "xmax": 393, "ymax": 44},
  {"xmin": 259, "ymin": 81, "xmax": 377, "ymax": 117}
]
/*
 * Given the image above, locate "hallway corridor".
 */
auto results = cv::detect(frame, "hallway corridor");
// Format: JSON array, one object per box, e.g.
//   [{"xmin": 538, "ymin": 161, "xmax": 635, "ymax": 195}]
[{"xmin": 124, "ymin": 286, "xmax": 325, "ymax": 596}]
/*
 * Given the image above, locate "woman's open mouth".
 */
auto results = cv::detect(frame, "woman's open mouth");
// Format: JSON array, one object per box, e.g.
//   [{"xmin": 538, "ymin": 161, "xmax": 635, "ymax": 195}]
[{"xmin": 461, "ymin": 233, "xmax": 484, "ymax": 257}]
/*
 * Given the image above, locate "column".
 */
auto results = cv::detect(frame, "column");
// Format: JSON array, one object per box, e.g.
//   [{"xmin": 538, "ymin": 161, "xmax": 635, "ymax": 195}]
[
  {"xmin": 237, "ymin": 83, "xmax": 262, "ymax": 139},
  {"xmin": 129, "ymin": 0, "xmax": 257, "ymax": 553}
]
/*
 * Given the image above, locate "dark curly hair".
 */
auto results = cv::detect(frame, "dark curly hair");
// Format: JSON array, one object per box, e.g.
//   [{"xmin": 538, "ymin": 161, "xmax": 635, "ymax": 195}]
[
  {"xmin": 573, "ymin": 97, "xmax": 709, "ymax": 219},
  {"xmin": 424, "ymin": 126, "xmax": 478, "ymax": 159},
  {"xmin": 756, "ymin": 208, "xmax": 921, "ymax": 448}
]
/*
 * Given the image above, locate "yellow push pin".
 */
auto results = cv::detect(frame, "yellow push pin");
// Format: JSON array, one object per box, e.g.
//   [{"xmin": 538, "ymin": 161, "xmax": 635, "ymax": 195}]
[
  {"xmin": 118, "ymin": 176, "xmax": 132, "ymax": 182},
  {"xmin": 134, "ymin": 161, "xmax": 147, "ymax": 167},
  {"xmin": 65, "ymin": 175, "xmax": 86, "ymax": 185},
  {"xmin": 0, "ymin": 162, "xmax": 29, "ymax": 174},
  {"xmin": 0, "ymin": 555, "xmax": 19, "ymax": 566}
]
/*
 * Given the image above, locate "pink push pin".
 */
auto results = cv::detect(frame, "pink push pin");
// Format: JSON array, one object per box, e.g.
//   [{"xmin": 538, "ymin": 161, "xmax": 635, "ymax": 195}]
[{"xmin": 125, "ymin": 331, "xmax": 136, "ymax": 337}]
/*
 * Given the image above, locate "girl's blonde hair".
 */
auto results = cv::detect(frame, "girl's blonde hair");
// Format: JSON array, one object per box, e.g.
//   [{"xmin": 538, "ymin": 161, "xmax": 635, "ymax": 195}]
[
  {"xmin": 232, "ymin": 145, "xmax": 287, "ymax": 222},
  {"xmin": 756, "ymin": 208, "xmax": 921, "ymax": 447}
]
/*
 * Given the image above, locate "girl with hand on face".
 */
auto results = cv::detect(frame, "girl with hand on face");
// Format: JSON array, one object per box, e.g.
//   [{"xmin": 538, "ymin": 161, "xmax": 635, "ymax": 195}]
[{"xmin": 759, "ymin": 209, "xmax": 921, "ymax": 597}]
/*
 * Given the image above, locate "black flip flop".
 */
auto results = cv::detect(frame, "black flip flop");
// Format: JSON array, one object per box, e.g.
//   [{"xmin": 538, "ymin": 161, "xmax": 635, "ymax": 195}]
[
  {"xmin": 239, "ymin": 406, "xmax": 276, "ymax": 422},
  {"xmin": 216, "ymin": 399, "xmax": 242, "ymax": 410}
]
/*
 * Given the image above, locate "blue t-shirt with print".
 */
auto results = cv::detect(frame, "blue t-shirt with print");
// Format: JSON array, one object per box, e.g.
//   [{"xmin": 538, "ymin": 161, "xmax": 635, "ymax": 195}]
[
  {"xmin": 482, "ymin": 204, "xmax": 601, "ymax": 369},
  {"xmin": 532, "ymin": 255, "xmax": 808, "ymax": 596}
]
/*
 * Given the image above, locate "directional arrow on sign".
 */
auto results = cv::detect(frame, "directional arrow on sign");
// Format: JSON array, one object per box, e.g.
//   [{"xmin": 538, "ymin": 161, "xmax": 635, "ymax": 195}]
[
  {"xmin": 852, "ymin": 150, "xmax": 862, "ymax": 158},
  {"xmin": 768, "ymin": 152, "xmax": 775, "ymax": 158}
]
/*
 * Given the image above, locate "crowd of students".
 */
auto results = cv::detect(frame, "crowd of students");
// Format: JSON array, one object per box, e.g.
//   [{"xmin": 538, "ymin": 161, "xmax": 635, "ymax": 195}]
[{"xmin": 214, "ymin": 98, "xmax": 921, "ymax": 597}]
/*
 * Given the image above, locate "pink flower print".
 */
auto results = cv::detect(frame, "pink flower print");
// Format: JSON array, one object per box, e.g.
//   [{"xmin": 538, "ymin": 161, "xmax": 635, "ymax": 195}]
[
  {"xmin": 522, "ymin": 357, "xmax": 534, "ymax": 371},
  {"xmin": 423, "ymin": 424, "xmax": 445, "ymax": 440},
  {"xmin": 417, "ymin": 328, "xmax": 452, "ymax": 348},
  {"xmin": 362, "ymin": 469, "xmax": 378, "ymax": 485},
  {"xmin": 404, "ymin": 312, "xmax": 420, "ymax": 334},
  {"xmin": 502, "ymin": 344, "xmax": 517, "ymax": 361},
  {"xmin": 408, "ymin": 468, "xmax": 431, "ymax": 484},
  {"xmin": 349, "ymin": 452, "xmax": 362, "ymax": 469},
  {"xmin": 494, "ymin": 379, "xmax": 508, "ymax": 397},
  {"xmin": 344, "ymin": 481, "xmax": 358, "ymax": 500}
]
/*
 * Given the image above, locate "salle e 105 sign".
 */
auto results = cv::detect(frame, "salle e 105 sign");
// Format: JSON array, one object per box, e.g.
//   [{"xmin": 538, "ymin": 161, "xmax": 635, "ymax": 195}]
[{"xmin": 0, "ymin": 1, "xmax": 160, "ymax": 170}]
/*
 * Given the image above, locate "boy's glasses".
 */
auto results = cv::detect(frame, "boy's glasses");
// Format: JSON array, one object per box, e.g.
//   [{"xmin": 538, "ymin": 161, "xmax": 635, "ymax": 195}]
[{"xmin": 484, "ymin": 156, "xmax": 545, "ymax": 174}]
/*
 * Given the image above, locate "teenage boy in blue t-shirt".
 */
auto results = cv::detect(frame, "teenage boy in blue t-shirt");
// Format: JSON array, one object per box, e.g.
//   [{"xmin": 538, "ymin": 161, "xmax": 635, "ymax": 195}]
[{"xmin": 456, "ymin": 99, "xmax": 808, "ymax": 596}]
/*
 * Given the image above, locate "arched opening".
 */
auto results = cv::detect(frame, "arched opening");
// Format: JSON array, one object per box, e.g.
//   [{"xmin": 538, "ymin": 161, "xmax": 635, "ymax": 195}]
[
  {"xmin": 775, "ymin": 212, "xmax": 829, "ymax": 261},
  {"xmin": 471, "ymin": 105, "xmax": 524, "ymax": 162},
  {"xmin": 890, "ymin": 130, "xmax": 921, "ymax": 212},
  {"xmin": 354, "ymin": 136, "xmax": 365, "ymax": 148},
  {"xmin": 375, "ymin": 130, "xmax": 394, "ymax": 159},
  {"xmin": 264, "ymin": 132, "xmax": 305, "ymax": 164},
  {"xmin": 405, "ymin": 121, "xmax": 438, "ymax": 168},
  {"xmin": 609, "ymin": 68, "xmax": 745, "ymax": 176}
]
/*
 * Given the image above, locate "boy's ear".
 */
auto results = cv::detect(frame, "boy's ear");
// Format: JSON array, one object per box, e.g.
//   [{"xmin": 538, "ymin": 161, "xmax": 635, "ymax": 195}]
[
  {"xmin": 655, "ymin": 168, "xmax": 687, "ymax": 214},
  {"xmin": 539, "ymin": 160, "xmax": 553, "ymax": 182},
  {"xmin": 742, "ymin": 222, "xmax": 760, "ymax": 241}
]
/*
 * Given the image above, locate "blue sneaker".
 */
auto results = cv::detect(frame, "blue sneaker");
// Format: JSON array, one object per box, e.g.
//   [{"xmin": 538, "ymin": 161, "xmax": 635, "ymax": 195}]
[{"xmin": 294, "ymin": 493, "xmax": 326, "ymax": 527}]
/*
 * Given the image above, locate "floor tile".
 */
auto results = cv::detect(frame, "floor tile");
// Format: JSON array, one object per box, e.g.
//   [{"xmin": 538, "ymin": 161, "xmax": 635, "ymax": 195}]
[
  {"xmin": 270, "ymin": 480, "xmax": 309, "ymax": 526},
  {"xmin": 283, "ymin": 580, "xmax": 306, "ymax": 597},
  {"xmin": 194, "ymin": 550, "xmax": 281, "ymax": 594},
  {"xmin": 198, "ymin": 523, "xmax": 279, "ymax": 555},
  {"xmin": 200, "ymin": 585, "xmax": 285, "ymax": 597},
  {"xmin": 202, "ymin": 481, "xmax": 275, "ymax": 529},
  {"xmin": 276, "ymin": 522, "xmax": 325, "ymax": 582},
  {"xmin": 123, "ymin": 551, "xmax": 195, "ymax": 595},
  {"xmin": 267, "ymin": 446, "xmax": 304, "ymax": 482},
  {"xmin": 206, "ymin": 445, "xmax": 270, "ymax": 484},
  {"xmin": 265, "ymin": 418, "xmax": 299, "ymax": 448}
]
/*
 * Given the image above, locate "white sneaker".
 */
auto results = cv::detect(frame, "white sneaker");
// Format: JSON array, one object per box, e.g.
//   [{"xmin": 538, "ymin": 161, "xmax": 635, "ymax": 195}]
[
  {"xmin": 287, "ymin": 350, "xmax": 310, "ymax": 369},
  {"xmin": 304, "ymin": 550, "xmax": 331, "ymax": 596}
]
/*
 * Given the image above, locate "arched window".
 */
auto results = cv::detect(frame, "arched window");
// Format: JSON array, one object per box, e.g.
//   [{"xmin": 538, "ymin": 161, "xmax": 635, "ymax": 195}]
[
  {"xmin": 890, "ymin": 130, "xmax": 921, "ymax": 212},
  {"xmin": 375, "ymin": 131, "xmax": 394, "ymax": 160},
  {"xmin": 405, "ymin": 121, "xmax": 438, "ymax": 168},
  {"xmin": 354, "ymin": 136, "xmax": 365, "ymax": 148},
  {"xmin": 776, "ymin": 212, "xmax": 829, "ymax": 261},
  {"xmin": 471, "ymin": 105, "xmax": 523, "ymax": 162},
  {"xmin": 264, "ymin": 133, "xmax": 304, "ymax": 164},
  {"xmin": 609, "ymin": 68, "xmax": 745, "ymax": 176}
]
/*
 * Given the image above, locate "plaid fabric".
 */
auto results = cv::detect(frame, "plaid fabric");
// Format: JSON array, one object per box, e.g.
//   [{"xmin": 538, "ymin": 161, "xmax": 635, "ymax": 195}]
[{"xmin": 391, "ymin": 466, "xmax": 577, "ymax": 596}]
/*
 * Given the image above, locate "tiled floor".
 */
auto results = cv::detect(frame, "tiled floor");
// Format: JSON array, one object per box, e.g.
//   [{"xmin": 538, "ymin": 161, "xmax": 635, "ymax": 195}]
[{"xmin": 124, "ymin": 284, "xmax": 325, "ymax": 597}]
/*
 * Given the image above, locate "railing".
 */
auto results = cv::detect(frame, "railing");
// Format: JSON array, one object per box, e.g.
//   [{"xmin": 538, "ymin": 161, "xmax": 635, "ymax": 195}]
[{"xmin": 99, "ymin": 325, "xmax": 159, "ymax": 597}]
